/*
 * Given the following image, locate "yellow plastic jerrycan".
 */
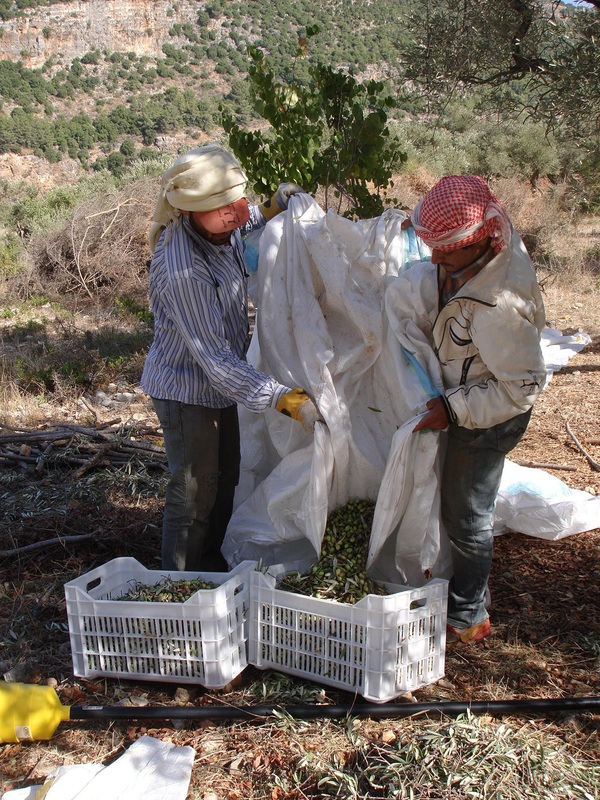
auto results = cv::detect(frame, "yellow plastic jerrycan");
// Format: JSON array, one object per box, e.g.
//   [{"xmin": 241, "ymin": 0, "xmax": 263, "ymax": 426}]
[{"xmin": 0, "ymin": 682, "xmax": 71, "ymax": 742}]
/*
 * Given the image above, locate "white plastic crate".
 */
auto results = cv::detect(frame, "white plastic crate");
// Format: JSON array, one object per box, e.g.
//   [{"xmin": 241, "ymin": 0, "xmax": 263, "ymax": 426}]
[
  {"xmin": 65, "ymin": 557, "xmax": 254, "ymax": 688},
  {"xmin": 248, "ymin": 566, "xmax": 448, "ymax": 703}
]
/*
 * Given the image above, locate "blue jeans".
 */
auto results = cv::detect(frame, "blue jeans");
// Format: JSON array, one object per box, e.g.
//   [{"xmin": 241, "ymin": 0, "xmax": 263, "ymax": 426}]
[
  {"xmin": 441, "ymin": 408, "xmax": 532, "ymax": 629},
  {"xmin": 152, "ymin": 399, "xmax": 240, "ymax": 572}
]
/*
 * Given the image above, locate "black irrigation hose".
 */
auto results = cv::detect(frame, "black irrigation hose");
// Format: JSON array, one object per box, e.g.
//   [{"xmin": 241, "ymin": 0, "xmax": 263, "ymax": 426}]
[{"xmin": 71, "ymin": 696, "xmax": 600, "ymax": 722}]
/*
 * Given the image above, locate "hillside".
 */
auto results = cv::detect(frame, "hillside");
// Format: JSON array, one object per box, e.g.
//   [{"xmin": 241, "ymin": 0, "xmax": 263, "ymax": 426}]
[
  {"xmin": 0, "ymin": 0, "xmax": 401, "ymax": 68},
  {"xmin": 0, "ymin": 0, "xmax": 407, "ymax": 189},
  {"xmin": 0, "ymin": 0, "xmax": 200, "ymax": 67},
  {"xmin": 0, "ymin": 0, "xmax": 596, "ymax": 202}
]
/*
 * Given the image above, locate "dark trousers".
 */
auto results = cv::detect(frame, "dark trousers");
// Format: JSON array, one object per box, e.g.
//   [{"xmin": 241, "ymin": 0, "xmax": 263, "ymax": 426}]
[
  {"xmin": 152, "ymin": 399, "xmax": 240, "ymax": 572},
  {"xmin": 441, "ymin": 408, "xmax": 532, "ymax": 628}
]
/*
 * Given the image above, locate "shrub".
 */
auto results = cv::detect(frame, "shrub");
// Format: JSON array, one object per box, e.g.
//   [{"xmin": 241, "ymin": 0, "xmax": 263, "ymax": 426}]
[
  {"xmin": 119, "ymin": 138, "xmax": 136, "ymax": 158},
  {"xmin": 0, "ymin": 234, "xmax": 24, "ymax": 277},
  {"xmin": 22, "ymin": 178, "xmax": 154, "ymax": 303}
]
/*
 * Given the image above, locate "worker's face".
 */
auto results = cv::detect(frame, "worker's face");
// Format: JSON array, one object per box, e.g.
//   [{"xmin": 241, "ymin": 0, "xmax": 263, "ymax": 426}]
[
  {"xmin": 431, "ymin": 238, "xmax": 491, "ymax": 273},
  {"xmin": 186, "ymin": 211, "xmax": 233, "ymax": 246}
]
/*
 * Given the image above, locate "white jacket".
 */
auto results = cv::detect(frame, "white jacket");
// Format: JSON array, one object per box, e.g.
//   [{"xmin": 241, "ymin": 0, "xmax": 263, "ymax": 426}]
[{"xmin": 393, "ymin": 232, "xmax": 546, "ymax": 430}]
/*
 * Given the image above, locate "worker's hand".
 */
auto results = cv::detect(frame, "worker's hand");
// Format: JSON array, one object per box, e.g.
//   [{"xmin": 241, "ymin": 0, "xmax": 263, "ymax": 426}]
[
  {"xmin": 413, "ymin": 397, "xmax": 450, "ymax": 432},
  {"xmin": 274, "ymin": 182, "xmax": 306, "ymax": 210},
  {"xmin": 276, "ymin": 388, "xmax": 321, "ymax": 431},
  {"xmin": 260, "ymin": 183, "xmax": 306, "ymax": 220}
]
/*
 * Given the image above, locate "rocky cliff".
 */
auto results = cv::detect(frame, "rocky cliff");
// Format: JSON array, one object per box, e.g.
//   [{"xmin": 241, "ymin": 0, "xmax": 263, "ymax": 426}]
[{"xmin": 0, "ymin": 0, "xmax": 200, "ymax": 68}]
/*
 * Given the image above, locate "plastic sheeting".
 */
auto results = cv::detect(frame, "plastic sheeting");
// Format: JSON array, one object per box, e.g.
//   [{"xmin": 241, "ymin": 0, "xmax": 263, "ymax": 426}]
[
  {"xmin": 540, "ymin": 328, "xmax": 591, "ymax": 385},
  {"xmin": 1, "ymin": 736, "xmax": 195, "ymax": 800},
  {"xmin": 495, "ymin": 459, "xmax": 600, "ymax": 540}
]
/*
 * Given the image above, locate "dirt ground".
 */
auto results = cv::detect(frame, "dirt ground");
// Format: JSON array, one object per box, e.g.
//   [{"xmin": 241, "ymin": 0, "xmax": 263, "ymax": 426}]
[{"xmin": 0, "ymin": 276, "xmax": 599, "ymax": 798}]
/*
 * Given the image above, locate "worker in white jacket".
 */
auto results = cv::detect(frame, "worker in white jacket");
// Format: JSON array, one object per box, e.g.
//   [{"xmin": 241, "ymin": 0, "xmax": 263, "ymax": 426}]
[{"xmin": 410, "ymin": 175, "xmax": 546, "ymax": 643}]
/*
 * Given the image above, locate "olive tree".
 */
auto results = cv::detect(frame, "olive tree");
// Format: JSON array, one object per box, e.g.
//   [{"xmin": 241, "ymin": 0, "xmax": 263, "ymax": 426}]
[{"xmin": 399, "ymin": 0, "xmax": 599, "ymax": 144}]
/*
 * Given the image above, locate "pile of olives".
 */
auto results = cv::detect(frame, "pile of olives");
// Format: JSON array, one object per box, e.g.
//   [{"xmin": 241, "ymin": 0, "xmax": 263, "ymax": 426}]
[{"xmin": 278, "ymin": 498, "xmax": 387, "ymax": 604}]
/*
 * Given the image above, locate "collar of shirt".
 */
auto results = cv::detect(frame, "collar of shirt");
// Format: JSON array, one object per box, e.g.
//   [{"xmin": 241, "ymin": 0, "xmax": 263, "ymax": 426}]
[{"xmin": 439, "ymin": 244, "xmax": 496, "ymax": 306}]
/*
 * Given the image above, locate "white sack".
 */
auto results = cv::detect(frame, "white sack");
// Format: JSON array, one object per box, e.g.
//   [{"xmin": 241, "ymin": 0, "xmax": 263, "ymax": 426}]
[
  {"xmin": 367, "ymin": 420, "xmax": 450, "ymax": 586},
  {"xmin": 367, "ymin": 263, "xmax": 450, "ymax": 584},
  {"xmin": 223, "ymin": 194, "xmax": 435, "ymax": 578},
  {"xmin": 223, "ymin": 194, "xmax": 598, "ymax": 585}
]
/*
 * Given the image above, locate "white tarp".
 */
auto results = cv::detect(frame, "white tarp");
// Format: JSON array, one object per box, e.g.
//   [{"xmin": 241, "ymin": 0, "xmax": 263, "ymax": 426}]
[
  {"xmin": 540, "ymin": 328, "xmax": 591, "ymax": 385},
  {"xmin": 1, "ymin": 736, "xmax": 195, "ymax": 800},
  {"xmin": 495, "ymin": 459, "xmax": 600, "ymax": 540},
  {"xmin": 222, "ymin": 194, "xmax": 599, "ymax": 586}
]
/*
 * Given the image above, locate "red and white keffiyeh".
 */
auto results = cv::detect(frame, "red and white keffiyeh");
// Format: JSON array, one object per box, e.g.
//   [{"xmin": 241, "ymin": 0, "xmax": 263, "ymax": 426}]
[{"xmin": 411, "ymin": 175, "xmax": 512, "ymax": 253}]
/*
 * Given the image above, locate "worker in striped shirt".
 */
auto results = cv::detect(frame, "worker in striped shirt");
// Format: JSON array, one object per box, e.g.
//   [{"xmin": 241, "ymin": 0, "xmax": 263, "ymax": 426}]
[{"xmin": 142, "ymin": 144, "xmax": 319, "ymax": 572}]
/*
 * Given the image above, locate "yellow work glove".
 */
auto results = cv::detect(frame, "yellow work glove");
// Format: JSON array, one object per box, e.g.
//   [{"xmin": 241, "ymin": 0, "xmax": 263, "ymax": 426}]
[
  {"xmin": 259, "ymin": 182, "xmax": 306, "ymax": 221},
  {"xmin": 276, "ymin": 388, "xmax": 320, "ymax": 431}
]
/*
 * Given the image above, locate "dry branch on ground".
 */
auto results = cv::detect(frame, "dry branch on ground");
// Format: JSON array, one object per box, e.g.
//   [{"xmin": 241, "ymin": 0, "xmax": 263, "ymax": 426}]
[{"xmin": 0, "ymin": 421, "xmax": 166, "ymax": 478}]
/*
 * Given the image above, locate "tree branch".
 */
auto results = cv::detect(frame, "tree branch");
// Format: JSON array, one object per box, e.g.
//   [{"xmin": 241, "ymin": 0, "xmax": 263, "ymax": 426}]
[
  {"xmin": 515, "ymin": 460, "xmax": 577, "ymax": 472},
  {"xmin": 0, "ymin": 533, "xmax": 95, "ymax": 558},
  {"xmin": 564, "ymin": 420, "xmax": 600, "ymax": 472}
]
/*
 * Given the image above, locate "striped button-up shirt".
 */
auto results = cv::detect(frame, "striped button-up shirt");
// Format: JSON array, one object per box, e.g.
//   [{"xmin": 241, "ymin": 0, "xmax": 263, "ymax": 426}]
[{"xmin": 141, "ymin": 207, "xmax": 290, "ymax": 410}]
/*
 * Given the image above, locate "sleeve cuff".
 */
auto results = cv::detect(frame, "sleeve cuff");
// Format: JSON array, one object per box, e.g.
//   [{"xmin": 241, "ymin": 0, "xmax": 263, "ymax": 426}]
[
  {"xmin": 440, "ymin": 394, "xmax": 456, "ymax": 424},
  {"xmin": 271, "ymin": 385, "xmax": 291, "ymax": 408}
]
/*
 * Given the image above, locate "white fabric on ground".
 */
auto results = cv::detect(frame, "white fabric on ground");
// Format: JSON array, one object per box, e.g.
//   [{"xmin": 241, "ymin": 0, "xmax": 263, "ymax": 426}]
[
  {"xmin": 1, "ymin": 737, "xmax": 195, "ymax": 800},
  {"xmin": 540, "ymin": 328, "xmax": 591, "ymax": 384},
  {"xmin": 495, "ymin": 459, "xmax": 600, "ymax": 539}
]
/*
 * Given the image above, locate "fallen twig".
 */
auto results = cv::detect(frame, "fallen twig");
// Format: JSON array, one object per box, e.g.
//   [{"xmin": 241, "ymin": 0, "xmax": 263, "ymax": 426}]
[
  {"xmin": 119, "ymin": 441, "xmax": 165, "ymax": 454},
  {"xmin": 0, "ymin": 430, "xmax": 74, "ymax": 445},
  {"xmin": 0, "ymin": 532, "xmax": 95, "ymax": 557},
  {"xmin": 564, "ymin": 420, "xmax": 600, "ymax": 472},
  {"xmin": 0, "ymin": 452, "xmax": 37, "ymax": 464},
  {"xmin": 515, "ymin": 460, "xmax": 577, "ymax": 472},
  {"xmin": 79, "ymin": 394, "xmax": 100, "ymax": 423},
  {"xmin": 34, "ymin": 442, "xmax": 54, "ymax": 478},
  {"xmin": 72, "ymin": 442, "xmax": 113, "ymax": 479}
]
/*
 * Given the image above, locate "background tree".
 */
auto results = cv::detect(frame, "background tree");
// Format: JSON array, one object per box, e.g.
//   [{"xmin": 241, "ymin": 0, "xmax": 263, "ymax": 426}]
[
  {"xmin": 399, "ymin": 0, "xmax": 599, "ymax": 143},
  {"xmin": 399, "ymin": 0, "xmax": 599, "ymax": 203},
  {"xmin": 222, "ymin": 31, "xmax": 406, "ymax": 219}
]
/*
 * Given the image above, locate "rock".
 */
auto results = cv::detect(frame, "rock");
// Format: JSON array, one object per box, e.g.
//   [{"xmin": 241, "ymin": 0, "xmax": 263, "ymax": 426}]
[
  {"xmin": 115, "ymin": 693, "xmax": 149, "ymax": 707},
  {"xmin": 174, "ymin": 687, "xmax": 191, "ymax": 705},
  {"xmin": 0, "ymin": 153, "xmax": 83, "ymax": 191},
  {"xmin": 0, "ymin": 0, "xmax": 200, "ymax": 69}
]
